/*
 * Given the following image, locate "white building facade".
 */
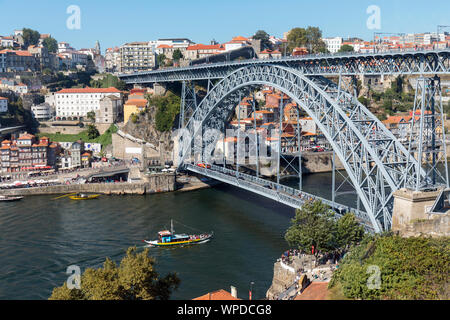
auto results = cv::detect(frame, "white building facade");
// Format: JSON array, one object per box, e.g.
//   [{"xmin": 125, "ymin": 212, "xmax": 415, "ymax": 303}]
[
  {"xmin": 31, "ymin": 103, "xmax": 53, "ymax": 121},
  {"xmin": 54, "ymin": 87, "xmax": 122, "ymax": 120},
  {"xmin": 322, "ymin": 37, "xmax": 343, "ymax": 53}
]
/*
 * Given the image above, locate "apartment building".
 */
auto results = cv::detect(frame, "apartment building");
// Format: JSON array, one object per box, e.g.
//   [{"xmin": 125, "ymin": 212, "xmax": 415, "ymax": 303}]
[
  {"xmin": 31, "ymin": 103, "xmax": 53, "ymax": 121},
  {"xmin": 119, "ymin": 42, "xmax": 156, "ymax": 73},
  {"xmin": 0, "ymin": 134, "xmax": 54, "ymax": 172},
  {"xmin": 54, "ymin": 87, "xmax": 122, "ymax": 120},
  {"xmin": 0, "ymin": 49, "xmax": 38, "ymax": 71}
]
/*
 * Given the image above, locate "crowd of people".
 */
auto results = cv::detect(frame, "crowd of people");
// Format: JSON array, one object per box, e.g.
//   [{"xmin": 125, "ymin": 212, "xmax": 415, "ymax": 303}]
[{"xmin": 280, "ymin": 249, "xmax": 300, "ymax": 265}]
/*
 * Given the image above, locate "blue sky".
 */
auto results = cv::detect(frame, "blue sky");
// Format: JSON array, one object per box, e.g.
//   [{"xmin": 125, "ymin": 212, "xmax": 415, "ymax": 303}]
[{"xmin": 0, "ymin": 0, "xmax": 448, "ymax": 52}]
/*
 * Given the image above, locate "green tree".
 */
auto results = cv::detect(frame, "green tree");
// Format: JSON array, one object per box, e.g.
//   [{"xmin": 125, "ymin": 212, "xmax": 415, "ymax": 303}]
[
  {"xmin": 287, "ymin": 27, "xmax": 307, "ymax": 53},
  {"xmin": 253, "ymin": 30, "xmax": 272, "ymax": 50},
  {"xmin": 285, "ymin": 200, "xmax": 337, "ymax": 259},
  {"xmin": 157, "ymin": 54, "xmax": 166, "ymax": 68},
  {"xmin": 172, "ymin": 49, "xmax": 183, "ymax": 62},
  {"xmin": 86, "ymin": 111, "xmax": 96, "ymax": 122},
  {"xmin": 42, "ymin": 68, "xmax": 53, "ymax": 75},
  {"xmin": 335, "ymin": 213, "xmax": 365, "ymax": 249},
  {"xmin": 338, "ymin": 44, "xmax": 354, "ymax": 53},
  {"xmin": 358, "ymin": 96, "xmax": 369, "ymax": 107},
  {"xmin": 49, "ymin": 247, "xmax": 180, "ymax": 300},
  {"xmin": 329, "ymin": 235, "xmax": 450, "ymax": 300},
  {"xmin": 22, "ymin": 28, "xmax": 40, "ymax": 48},
  {"xmin": 286, "ymin": 26, "xmax": 326, "ymax": 53},
  {"xmin": 150, "ymin": 93, "xmax": 181, "ymax": 132},
  {"xmin": 42, "ymin": 36, "xmax": 58, "ymax": 53},
  {"xmin": 87, "ymin": 124, "xmax": 100, "ymax": 139},
  {"xmin": 305, "ymin": 26, "xmax": 327, "ymax": 53},
  {"xmin": 90, "ymin": 74, "xmax": 126, "ymax": 91}
]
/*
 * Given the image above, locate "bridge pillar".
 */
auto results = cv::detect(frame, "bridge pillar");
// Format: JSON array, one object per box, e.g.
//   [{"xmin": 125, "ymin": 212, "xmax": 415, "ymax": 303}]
[
  {"xmin": 392, "ymin": 188, "xmax": 441, "ymax": 231},
  {"xmin": 407, "ymin": 76, "xmax": 449, "ymax": 190}
]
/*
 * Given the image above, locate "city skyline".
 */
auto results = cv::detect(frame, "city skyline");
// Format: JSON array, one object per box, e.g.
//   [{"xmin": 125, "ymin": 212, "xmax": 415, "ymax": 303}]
[{"xmin": 1, "ymin": 0, "xmax": 449, "ymax": 52}]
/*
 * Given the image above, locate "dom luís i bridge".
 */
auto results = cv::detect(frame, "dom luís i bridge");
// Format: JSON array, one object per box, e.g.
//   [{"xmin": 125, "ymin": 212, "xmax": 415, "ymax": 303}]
[{"xmin": 119, "ymin": 48, "xmax": 450, "ymax": 233}]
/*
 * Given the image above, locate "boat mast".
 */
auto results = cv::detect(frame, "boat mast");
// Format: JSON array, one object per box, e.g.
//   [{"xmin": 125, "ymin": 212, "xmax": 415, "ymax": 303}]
[{"xmin": 171, "ymin": 219, "xmax": 174, "ymax": 234}]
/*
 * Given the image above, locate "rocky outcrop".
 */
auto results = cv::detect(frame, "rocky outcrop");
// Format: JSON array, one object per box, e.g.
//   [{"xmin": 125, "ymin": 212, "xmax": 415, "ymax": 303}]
[{"xmin": 121, "ymin": 107, "xmax": 174, "ymax": 163}]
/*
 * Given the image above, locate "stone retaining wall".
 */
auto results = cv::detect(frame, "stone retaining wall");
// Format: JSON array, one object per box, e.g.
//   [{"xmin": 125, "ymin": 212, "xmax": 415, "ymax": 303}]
[{"xmin": 0, "ymin": 174, "xmax": 175, "ymax": 196}]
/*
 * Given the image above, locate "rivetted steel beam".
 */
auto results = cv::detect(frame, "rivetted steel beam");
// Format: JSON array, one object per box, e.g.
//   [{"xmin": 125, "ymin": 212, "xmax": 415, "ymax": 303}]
[
  {"xmin": 119, "ymin": 49, "xmax": 450, "ymax": 84},
  {"xmin": 177, "ymin": 64, "xmax": 424, "ymax": 232}
]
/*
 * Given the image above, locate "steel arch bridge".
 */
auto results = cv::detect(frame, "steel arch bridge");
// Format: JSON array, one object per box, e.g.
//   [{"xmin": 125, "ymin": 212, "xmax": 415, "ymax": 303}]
[
  {"xmin": 120, "ymin": 49, "xmax": 450, "ymax": 233},
  {"xmin": 175, "ymin": 64, "xmax": 427, "ymax": 232},
  {"xmin": 119, "ymin": 49, "xmax": 450, "ymax": 83}
]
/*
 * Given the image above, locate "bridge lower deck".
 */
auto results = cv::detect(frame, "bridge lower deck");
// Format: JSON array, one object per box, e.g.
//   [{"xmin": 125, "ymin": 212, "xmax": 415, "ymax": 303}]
[{"xmin": 185, "ymin": 163, "xmax": 374, "ymax": 231}]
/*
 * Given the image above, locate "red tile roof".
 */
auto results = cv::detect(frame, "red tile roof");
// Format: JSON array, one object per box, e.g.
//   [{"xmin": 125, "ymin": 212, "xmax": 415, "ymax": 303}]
[
  {"xmin": 17, "ymin": 134, "xmax": 35, "ymax": 140},
  {"xmin": 193, "ymin": 289, "xmax": 240, "ymax": 300},
  {"xmin": 56, "ymin": 87, "xmax": 121, "ymax": 94},
  {"xmin": 295, "ymin": 282, "xmax": 329, "ymax": 300},
  {"xmin": 157, "ymin": 44, "xmax": 173, "ymax": 49},
  {"xmin": 232, "ymin": 36, "xmax": 249, "ymax": 42},
  {"xmin": 125, "ymin": 99, "xmax": 147, "ymax": 107},
  {"xmin": 187, "ymin": 44, "xmax": 224, "ymax": 51}
]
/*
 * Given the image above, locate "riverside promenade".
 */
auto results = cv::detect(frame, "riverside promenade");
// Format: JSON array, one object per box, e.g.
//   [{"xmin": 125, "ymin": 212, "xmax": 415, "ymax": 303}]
[{"xmin": 0, "ymin": 172, "xmax": 176, "ymax": 196}]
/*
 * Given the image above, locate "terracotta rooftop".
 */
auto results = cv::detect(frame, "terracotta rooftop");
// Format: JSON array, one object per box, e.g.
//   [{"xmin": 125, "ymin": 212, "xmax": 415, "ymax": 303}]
[
  {"xmin": 17, "ymin": 134, "xmax": 34, "ymax": 140},
  {"xmin": 295, "ymin": 282, "xmax": 329, "ymax": 300},
  {"xmin": 56, "ymin": 87, "xmax": 121, "ymax": 94},
  {"xmin": 187, "ymin": 44, "xmax": 224, "ymax": 51},
  {"xmin": 125, "ymin": 99, "xmax": 148, "ymax": 107},
  {"xmin": 193, "ymin": 289, "xmax": 240, "ymax": 300}
]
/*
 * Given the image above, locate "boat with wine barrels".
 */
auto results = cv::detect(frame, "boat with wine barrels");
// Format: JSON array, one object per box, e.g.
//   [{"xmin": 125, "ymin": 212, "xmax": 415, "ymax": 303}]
[{"xmin": 143, "ymin": 220, "xmax": 213, "ymax": 247}]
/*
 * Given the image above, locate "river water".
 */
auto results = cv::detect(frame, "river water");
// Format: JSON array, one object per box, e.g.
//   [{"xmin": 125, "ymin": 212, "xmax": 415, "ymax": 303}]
[{"xmin": 0, "ymin": 170, "xmax": 348, "ymax": 300}]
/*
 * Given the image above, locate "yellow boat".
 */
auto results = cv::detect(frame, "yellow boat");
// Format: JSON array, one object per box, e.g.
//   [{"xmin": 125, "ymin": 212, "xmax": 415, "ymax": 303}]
[{"xmin": 69, "ymin": 193, "xmax": 100, "ymax": 200}]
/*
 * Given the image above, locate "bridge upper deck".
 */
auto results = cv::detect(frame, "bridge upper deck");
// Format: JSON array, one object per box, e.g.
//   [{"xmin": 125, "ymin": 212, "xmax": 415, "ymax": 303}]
[{"xmin": 119, "ymin": 49, "xmax": 450, "ymax": 84}]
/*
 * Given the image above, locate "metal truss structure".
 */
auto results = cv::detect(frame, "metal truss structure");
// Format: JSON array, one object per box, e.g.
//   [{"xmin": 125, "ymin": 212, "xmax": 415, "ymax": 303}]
[
  {"xmin": 119, "ymin": 49, "xmax": 450, "ymax": 84},
  {"xmin": 122, "ymin": 49, "xmax": 450, "ymax": 233},
  {"xmin": 176, "ymin": 64, "xmax": 428, "ymax": 232},
  {"xmin": 407, "ymin": 77, "xmax": 449, "ymax": 191}
]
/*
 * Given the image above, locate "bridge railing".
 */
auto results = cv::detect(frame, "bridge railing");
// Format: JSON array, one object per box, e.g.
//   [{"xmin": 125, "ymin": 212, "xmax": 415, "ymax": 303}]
[
  {"xmin": 185, "ymin": 163, "xmax": 373, "ymax": 230},
  {"xmin": 120, "ymin": 47, "xmax": 449, "ymax": 78}
]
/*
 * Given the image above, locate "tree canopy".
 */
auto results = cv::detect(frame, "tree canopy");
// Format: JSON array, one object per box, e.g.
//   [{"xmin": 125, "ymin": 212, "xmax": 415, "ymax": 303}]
[
  {"xmin": 172, "ymin": 49, "xmax": 183, "ymax": 61},
  {"xmin": 253, "ymin": 30, "xmax": 272, "ymax": 50},
  {"xmin": 90, "ymin": 74, "xmax": 127, "ymax": 91},
  {"xmin": 151, "ymin": 93, "xmax": 181, "ymax": 132},
  {"xmin": 42, "ymin": 36, "xmax": 58, "ymax": 53},
  {"xmin": 286, "ymin": 27, "xmax": 327, "ymax": 54},
  {"xmin": 49, "ymin": 247, "xmax": 180, "ymax": 300},
  {"xmin": 22, "ymin": 28, "xmax": 40, "ymax": 48},
  {"xmin": 338, "ymin": 44, "xmax": 354, "ymax": 53},
  {"xmin": 86, "ymin": 124, "xmax": 100, "ymax": 139},
  {"xmin": 285, "ymin": 200, "xmax": 365, "ymax": 258},
  {"xmin": 157, "ymin": 54, "xmax": 167, "ymax": 68},
  {"xmin": 329, "ymin": 235, "xmax": 450, "ymax": 300}
]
